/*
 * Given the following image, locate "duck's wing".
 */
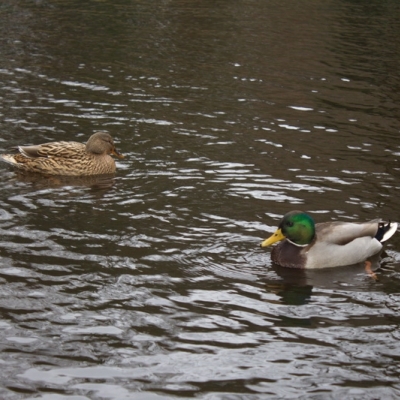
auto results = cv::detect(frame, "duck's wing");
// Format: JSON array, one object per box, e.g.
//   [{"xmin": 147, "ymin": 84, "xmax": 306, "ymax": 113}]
[
  {"xmin": 305, "ymin": 220, "xmax": 388, "ymax": 269},
  {"xmin": 315, "ymin": 220, "xmax": 381, "ymax": 246},
  {"xmin": 19, "ymin": 141, "xmax": 84, "ymax": 159}
]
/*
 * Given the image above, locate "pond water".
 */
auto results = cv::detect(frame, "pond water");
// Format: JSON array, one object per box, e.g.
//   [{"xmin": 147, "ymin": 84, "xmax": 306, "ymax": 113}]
[{"xmin": 0, "ymin": 1, "xmax": 400, "ymax": 399}]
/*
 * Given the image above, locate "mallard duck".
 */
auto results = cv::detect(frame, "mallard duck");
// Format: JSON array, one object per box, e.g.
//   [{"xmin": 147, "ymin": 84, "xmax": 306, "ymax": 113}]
[
  {"xmin": 260, "ymin": 210, "xmax": 397, "ymax": 269},
  {"xmin": 0, "ymin": 132, "xmax": 124, "ymax": 176}
]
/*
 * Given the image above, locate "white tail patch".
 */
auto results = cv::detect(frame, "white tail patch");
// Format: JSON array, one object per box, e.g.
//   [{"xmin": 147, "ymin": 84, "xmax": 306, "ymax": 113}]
[
  {"xmin": 0, "ymin": 154, "xmax": 18, "ymax": 165},
  {"xmin": 381, "ymin": 222, "xmax": 398, "ymax": 243}
]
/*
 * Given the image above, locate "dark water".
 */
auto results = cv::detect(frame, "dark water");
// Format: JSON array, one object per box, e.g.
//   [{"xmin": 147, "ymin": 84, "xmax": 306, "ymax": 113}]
[{"xmin": 1, "ymin": 1, "xmax": 400, "ymax": 399}]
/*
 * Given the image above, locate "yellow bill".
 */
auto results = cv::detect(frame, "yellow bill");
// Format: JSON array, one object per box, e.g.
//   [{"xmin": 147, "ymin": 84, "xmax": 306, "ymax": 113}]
[{"xmin": 260, "ymin": 228, "xmax": 286, "ymax": 247}]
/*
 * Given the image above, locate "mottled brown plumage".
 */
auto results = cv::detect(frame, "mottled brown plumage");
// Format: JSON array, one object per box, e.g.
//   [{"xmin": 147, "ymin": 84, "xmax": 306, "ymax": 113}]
[{"xmin": 0, "ymin": 132, "xmax": 124, "ymax": 176}]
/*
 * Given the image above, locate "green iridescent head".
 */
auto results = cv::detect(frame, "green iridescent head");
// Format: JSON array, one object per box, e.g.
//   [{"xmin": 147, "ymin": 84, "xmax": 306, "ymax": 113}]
[
  {"xmin": 279, "ymin": 211, "xmax": 316, "ymax": 246},
  {"xmin": 260, "ymin": 211, "xmax": 316, "ymax": 248}
]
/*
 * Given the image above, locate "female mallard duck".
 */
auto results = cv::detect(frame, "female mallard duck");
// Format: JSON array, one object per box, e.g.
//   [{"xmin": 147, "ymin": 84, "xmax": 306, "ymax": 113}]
[
  {"xmin": 0, "ymin": 132, "xmax": 124, "ymax": 176},
  {"xmin": 260, "ymin": 210, "xmax": 397, "ymax": 269}
]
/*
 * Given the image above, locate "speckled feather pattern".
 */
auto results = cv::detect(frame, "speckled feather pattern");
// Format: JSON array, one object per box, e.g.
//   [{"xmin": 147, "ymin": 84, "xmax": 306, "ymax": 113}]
[{"xmin": 0, "ymin": 133, "xmax": 121, "ymax": 176}]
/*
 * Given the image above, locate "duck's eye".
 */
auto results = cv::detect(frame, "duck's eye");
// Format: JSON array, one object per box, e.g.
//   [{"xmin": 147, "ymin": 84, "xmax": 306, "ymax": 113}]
[{"xmin": 286, "ymin": 221, "xmax": 294, "ymax": 227}]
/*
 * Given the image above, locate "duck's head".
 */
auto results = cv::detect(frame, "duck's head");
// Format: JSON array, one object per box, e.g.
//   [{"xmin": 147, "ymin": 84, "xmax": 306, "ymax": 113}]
[
  {"xmin": 86, "ymin": 132, "xmax": 124, "ymax": 159},
  {"xmin": 260, "ymin": 210, "xmax": 316, "ymax": 248}
]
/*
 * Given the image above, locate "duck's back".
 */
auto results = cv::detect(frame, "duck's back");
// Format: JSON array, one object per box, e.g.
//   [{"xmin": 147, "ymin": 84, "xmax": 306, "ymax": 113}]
[{"xmin": 19, "ymin": 141, "xmax": 85, "ymax": 159}]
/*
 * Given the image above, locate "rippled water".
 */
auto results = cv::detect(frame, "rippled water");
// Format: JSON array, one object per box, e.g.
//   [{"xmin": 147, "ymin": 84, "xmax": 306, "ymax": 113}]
[{"xmin": 1, "ymin": 1, "xmax": 400, "ymax": 399}]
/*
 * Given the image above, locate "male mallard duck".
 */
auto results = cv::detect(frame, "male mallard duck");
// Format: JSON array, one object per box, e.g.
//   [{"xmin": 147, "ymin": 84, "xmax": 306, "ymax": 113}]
[
  {"xmin": 260, "ymin": 210, "xmax": 397, "ymax": 269},
  {"xmin": 0, "ymin": 132, "xmax": 124, "ymax": 176}
]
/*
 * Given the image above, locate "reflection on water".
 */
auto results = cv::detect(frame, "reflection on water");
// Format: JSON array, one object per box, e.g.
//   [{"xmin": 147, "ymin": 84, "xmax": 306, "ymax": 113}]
[
  {"xmin": 9, "ymin": 171, "xmax": 117, "ymax": 191},
  {"xmin": 0, "ymin": 0, "xmax": 400, "ymax": 399}
]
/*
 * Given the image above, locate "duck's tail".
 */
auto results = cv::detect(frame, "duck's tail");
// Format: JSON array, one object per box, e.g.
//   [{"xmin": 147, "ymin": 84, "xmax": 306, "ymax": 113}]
[
  {"xmin": 0, "ymin": 154, "xmax": 18, "ymax": 166},
  {"xmin": 375, "ymin": 221, "xmax": 398, "ymax": 243}
]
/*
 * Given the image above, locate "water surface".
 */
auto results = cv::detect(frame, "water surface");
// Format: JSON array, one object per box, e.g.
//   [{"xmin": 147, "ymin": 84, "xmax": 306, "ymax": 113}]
[{"xmin": 1, "ymin": 1, "xmax": 400, "ymax": 399}]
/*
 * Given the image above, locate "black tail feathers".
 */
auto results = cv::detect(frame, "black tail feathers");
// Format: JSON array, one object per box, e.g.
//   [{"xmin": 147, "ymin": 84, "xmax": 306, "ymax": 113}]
[{"xmin": 375, "ymin": 221, "xmax": 398, "ymax": 243}]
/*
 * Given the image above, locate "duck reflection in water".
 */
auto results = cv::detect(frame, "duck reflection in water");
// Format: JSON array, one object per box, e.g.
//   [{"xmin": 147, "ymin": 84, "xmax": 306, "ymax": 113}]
[
  {"xmin": 263, "ymin": 252, "xmax": 387, "ymax": 306},
  {"xmin": 10, "ymin": 171, "xmax": 117, "ymax": 191}
]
